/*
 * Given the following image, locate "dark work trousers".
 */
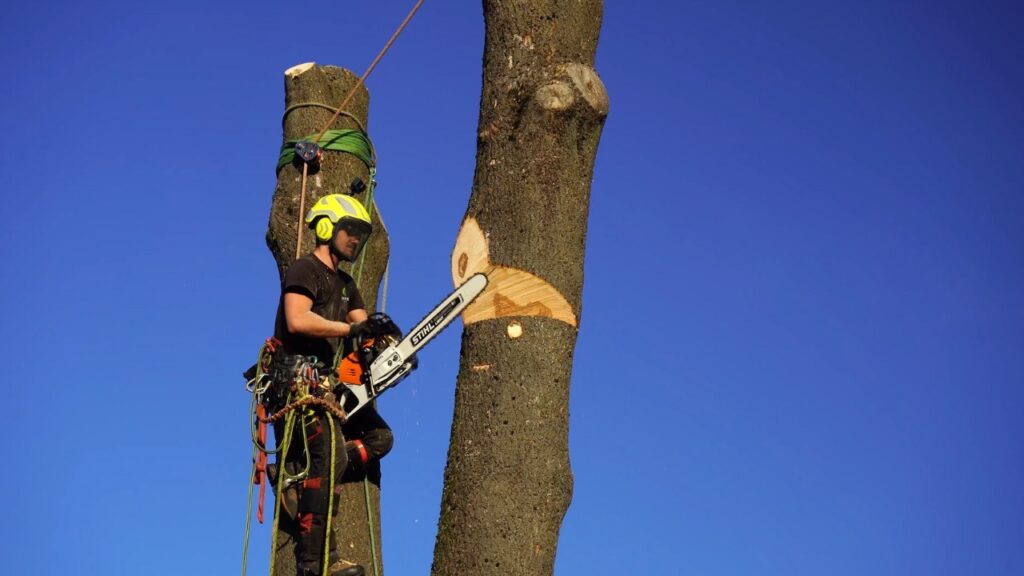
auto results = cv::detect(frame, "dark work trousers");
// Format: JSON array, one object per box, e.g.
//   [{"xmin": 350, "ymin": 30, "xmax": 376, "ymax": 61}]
[
  {"xmin": 274, "ymin": 410, "xmax": 348, "ymax": 572},
  {"xmin": 341, "ymin": 404, "xmax": 394, "ymax": 483}
]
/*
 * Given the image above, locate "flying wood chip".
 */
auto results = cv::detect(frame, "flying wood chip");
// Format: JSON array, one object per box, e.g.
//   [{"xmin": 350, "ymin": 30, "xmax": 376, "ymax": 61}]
[{"xmin": 451, "ymin": 217, "xmax": 577, "ymax": 327}]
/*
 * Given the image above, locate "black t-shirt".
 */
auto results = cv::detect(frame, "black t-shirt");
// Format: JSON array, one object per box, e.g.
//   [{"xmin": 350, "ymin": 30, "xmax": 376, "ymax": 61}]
[{"xmin": 273, "ymin": 253, "xmax": 365, "ymax": 365}]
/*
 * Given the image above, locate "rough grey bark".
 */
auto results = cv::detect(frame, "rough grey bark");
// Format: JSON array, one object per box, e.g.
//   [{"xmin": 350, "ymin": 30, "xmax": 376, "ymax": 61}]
[
  {"xmin": 266, "ymin": 63, "xmax": 388, "ymax": 576},
  {"xmin": 431, "ymin": 3, "xmax": 608, "ymax": 576}
]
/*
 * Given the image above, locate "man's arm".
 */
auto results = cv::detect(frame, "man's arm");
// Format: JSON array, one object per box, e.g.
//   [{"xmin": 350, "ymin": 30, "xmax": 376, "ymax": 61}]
[
  {"xmin": 347, "ymin": 308, "xmax": 368, "ymax": 323},
  {"xmin": 283, "ymin": 292, "xmax": 358, "ymax": 338}
]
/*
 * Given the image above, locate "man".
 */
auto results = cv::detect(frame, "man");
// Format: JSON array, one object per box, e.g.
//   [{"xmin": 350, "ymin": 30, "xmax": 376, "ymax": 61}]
[{"xmin": 271, "ymin": 193, "xmax": 376, "ymax": 576}]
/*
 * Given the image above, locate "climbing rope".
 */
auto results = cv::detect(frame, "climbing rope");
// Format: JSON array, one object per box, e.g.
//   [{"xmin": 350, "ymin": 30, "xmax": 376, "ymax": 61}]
[
  {"xmin": 296, "ymin": 162, "xmax": 311, "ymax": 259},
  {"xmin": 287, "ymin": 0, "xmax": 424, "ymax": 261},
  {"xmin": 283, "ymin": 106, "xmax": 367, "ymax": 135},
  {"xmin": 277, "ymin": 129, "xmax": 375, "ymax": 173},
  {"xmin": 259, "ymin": 394, "xmax": 349, "ymax": 425},
  {"xmin": 268, "ymin": 408, "xmax": 298, "ymax": 576},
  {"xmin": 323, "ymin": 414, "xmax": 338, "ymax": 576},
  {"xmin": 362, "ymin": 473, "xmax": 381, "ymax": 576},
  {"xmin": 240, "ymin": 436, "xmax": 259, "ymax": 576},
  {"xmin": 311, "ymin": 0, "xmax": 425, "ymax": 145},
  {"xmin": 353, "ymin": 231, "xmax": 388, "ymax": 576},
  {"xmin": 243, "ymin": 360, "xmax": 327, "ymax": 576},
  {"xmin": 352, "ymin": 168, "xmax": 378, "ymax": 282}
]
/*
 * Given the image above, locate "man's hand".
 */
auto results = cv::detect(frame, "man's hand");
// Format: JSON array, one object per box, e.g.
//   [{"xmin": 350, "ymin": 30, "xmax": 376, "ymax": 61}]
[{"xmin": 348, "ymin": 322, "xmax": 372, "ymax": 340}]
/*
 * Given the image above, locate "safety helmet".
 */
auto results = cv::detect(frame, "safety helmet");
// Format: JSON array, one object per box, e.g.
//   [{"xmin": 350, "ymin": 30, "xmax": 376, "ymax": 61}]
[{"xmin": 305, "ymin": 194, "xmax": 373, "ymax": 260}]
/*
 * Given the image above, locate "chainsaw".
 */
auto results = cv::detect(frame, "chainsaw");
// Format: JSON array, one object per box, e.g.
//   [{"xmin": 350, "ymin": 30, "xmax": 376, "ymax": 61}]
[{"xmin": 334, "ymin": 272, "xmax": 487, "ymax": 417}]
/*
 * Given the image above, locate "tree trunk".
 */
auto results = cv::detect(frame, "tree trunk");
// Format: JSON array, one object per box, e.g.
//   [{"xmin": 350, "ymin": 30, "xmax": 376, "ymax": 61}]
[
  {"xmin": 267, "ymin": 62, "xmax": 389, "ymax": 576},
  {"xmin": 431, "ymin": 3, "xmax": 608, "ymax": 576}
]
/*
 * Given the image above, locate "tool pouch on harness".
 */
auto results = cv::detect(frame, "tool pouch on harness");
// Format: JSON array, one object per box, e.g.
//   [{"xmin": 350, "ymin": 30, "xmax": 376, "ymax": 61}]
[
  {"xmin": 244, "ymin": 340, "xmax": 331, "ymax": 523},
  {"xmin": 243, "ymin": 337, "xmax": 331, "ymax": 412},
  {"xmin": 267, "ymin": 350, "xmax": 332, "ymax": 410}
]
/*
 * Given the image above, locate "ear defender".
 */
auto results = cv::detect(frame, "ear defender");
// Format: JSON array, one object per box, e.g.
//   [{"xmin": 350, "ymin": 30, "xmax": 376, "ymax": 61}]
[{"xmin": 315, "ymin": 217, "xmax": 335, "ymax": 242}]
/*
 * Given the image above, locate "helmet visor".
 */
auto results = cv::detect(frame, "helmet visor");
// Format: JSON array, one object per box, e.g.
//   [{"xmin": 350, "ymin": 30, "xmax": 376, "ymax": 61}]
[{"xmin": 338, "ymin": 218, "xmax": 372, "ymax": 241}]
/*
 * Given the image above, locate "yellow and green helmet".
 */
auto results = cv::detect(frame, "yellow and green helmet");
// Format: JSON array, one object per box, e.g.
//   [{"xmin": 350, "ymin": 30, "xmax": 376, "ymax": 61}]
[{"xmin": 305, "ymin": 194, "xmax": 373, "ymax": 258}]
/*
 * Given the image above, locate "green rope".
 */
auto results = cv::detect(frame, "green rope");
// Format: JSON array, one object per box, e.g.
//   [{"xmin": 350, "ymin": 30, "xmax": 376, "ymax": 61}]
[
  {"xmin": 361, "ymin": 257, "xmax": 387, "ymax": 576},
  {"xmin": 352, "ymin": 167, "xmax": 377, "ymax": 283},
  {"xmin": 242, "ymin": 386, "xmax": 281, "ymax": 576},
  {"xmin": 288, "ymin": 413, "xmax": 313, "ymax": 485},
  {"xmin": 268, "ymin": 407, "xmax": 298, "ymax": 576},
  {"xmin": 277, "ymin": 129, "xmax": 376, "ymax": 172},
  {"xmin": 349, "ymin": 178, "xmax": 384, "ymax": 576},
  {"xmin": 362, "ymin": 476, "xmax": 381, "ymax": 576},
  {"xmin": 260, "ymin": 393, "xmax": 313, "ymax": 576},
  {"xmin": 323, "ymin": 414, "xmax": 338, "ymax": 576},
  {"xmin": 380, "ymin": 262, "xmax": 390, "ymax": 314},
  {"xmin": 241, "ymin": 441, "xmax": 259, "ymax": 576}
]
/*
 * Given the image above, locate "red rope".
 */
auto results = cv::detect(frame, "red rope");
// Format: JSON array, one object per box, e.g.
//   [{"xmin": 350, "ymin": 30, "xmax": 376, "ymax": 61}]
[{"xmin": 255, "ymin": 404, "xmax": 269, "ymax": 523}]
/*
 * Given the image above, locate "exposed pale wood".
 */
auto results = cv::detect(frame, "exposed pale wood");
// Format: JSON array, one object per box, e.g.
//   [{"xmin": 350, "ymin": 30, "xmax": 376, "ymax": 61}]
[
  {"xmin": 451, "ymin": 217, "xmax": 490, "ymax": 283},
  {"xmin": 561, "ymin": 63, "xmax": 609, "ymax": 113},
  {"xmin": 285, "ymin": 62, "xmax": 317, "ymax": 78},
  {"xmin": 451, "ymin": 217, "xmax": 577, "ymax": 327},
  {"xmin": 505, "ymin": 321, "xmax": 523, "ymax": 338}
]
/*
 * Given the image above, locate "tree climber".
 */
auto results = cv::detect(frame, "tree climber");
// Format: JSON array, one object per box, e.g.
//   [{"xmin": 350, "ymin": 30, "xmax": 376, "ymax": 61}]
[{"xmin": 268, "ymin": 193, "xmax": 378, "ymax": 576}]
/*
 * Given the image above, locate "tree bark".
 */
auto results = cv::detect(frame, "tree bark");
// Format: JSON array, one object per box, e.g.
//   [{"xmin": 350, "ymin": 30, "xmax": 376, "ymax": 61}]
[
  {"xmin": 432, "ymin": 3, "xmax": 608, "ymax": 576},
  {"xmin": 267, "ymin": 62, "xmax": 388, "ymax": 576}
]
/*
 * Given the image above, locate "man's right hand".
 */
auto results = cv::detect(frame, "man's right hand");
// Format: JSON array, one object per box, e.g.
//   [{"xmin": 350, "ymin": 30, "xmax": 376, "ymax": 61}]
[{"xmin": 348, "ymin": 322, "xmax": 371, "ymax": 340}]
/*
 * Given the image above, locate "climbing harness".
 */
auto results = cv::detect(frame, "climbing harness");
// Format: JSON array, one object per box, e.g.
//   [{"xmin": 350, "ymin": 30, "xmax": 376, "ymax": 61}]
[{"xmin": 246, "ymin": 345, "xmax": 341, "ymax": 576}]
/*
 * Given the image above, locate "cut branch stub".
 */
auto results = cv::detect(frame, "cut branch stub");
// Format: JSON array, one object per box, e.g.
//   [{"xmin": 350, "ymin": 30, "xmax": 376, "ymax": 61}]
[{"xmin": 451, "ymin": 217, "xmax": 576, "ymax": 327}]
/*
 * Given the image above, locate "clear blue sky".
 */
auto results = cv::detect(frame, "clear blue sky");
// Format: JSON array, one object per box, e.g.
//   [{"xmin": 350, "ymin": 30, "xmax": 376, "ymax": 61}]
[{"xmin": 1, "ymin": 2, "xmax": 1022, "ymax": 575}]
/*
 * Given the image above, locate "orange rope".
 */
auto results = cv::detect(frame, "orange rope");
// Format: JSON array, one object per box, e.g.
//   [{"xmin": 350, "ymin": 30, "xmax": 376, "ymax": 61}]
[
  {"xmin": 296, "ymin": 161, "xmax": 310, "ymax": 259},
  {"xmin": 255, "ymin": 404, "xmax": 269, "ymax": 523},
  {"xmin": 259, "ymin": 395, "xmax": 349, "ymax": 425},
  {"xmin": 313, "ymin": 0, "xmax": 426, "ymax": 143},
  {"xmin": 293, "ymin": 0, "xmax": 426, "ymax": 260}
]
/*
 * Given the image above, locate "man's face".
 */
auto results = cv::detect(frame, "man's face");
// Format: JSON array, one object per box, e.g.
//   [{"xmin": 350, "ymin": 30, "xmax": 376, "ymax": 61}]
[{"xmin": 333, "ymin": 227, "xmax": 363, "ymax": 259}]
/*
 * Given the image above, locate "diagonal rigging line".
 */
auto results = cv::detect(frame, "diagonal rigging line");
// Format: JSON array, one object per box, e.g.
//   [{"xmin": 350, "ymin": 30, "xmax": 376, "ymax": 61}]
[
  {"xmin": 312, "ymin": 0, "xmax": 426, "ymax": 143},
  {"xmin": 293, "ymin": 0, "xmax": 425, "ymax": 260}
]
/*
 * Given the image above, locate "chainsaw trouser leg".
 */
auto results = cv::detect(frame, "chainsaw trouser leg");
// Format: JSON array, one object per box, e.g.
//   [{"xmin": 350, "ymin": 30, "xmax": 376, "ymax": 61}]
[
  {"xmin": 280, "ymin": 411, "xmax": 347, "ymax": 574},
  {"xmin": 341, "ymin": 405, "xmax": 393, "ymax": 480}
]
